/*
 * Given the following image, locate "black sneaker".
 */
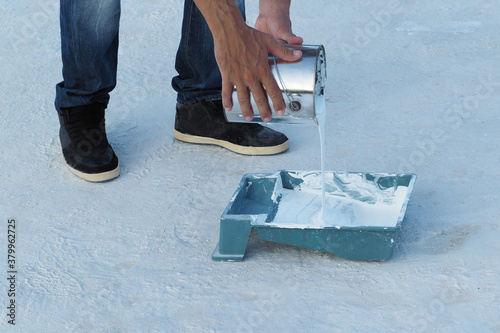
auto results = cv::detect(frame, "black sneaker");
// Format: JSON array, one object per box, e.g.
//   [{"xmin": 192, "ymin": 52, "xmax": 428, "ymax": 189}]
[
  {"xmin": 58, "ymin": 103, "xmax": 120, "ymax": 182},
  {"xmin": 174, "ymin": 100, "xmax": 290, "ymax": 155}
]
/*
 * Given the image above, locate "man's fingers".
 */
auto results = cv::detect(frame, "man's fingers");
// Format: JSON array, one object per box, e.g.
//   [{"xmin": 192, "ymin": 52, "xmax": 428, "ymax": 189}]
[
  {"xmin": 276, "ymin": 28, "xmax": 304, "ymax": 45},
  {"xmin": 261, "ymin": 75, "xmax": 285, "ymax": 116},
  {"xmin": 282, "ymin": 33, "xmax": 303, "ymax": 45},
  {"xmin": 236, "ymin": 86, "xmax": 254, "ymax": 121},
  {"xmin": 250, "ymin": 84, "xmax": 273, "ymax": 122},
  {"xmin": 221, "ymin": 80, "xmax": 234, "ymax": 112}
]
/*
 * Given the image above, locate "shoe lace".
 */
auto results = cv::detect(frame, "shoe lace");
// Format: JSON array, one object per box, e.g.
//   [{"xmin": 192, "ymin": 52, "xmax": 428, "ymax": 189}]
[{"xmin": 61, "ymin": 107, "xmax": 108, "ymax": 147}]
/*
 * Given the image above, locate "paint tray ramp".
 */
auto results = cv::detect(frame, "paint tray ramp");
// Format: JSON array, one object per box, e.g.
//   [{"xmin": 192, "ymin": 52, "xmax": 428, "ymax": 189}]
[{"xmin": 212, "ymin": 170, "xmax": 416, "ymax": 261}]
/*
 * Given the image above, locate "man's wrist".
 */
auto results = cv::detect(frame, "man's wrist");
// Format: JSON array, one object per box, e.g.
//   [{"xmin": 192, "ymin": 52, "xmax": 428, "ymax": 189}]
[{"xmin": 259, "ymin": 0, "xmax": 291, "ymax": 17}]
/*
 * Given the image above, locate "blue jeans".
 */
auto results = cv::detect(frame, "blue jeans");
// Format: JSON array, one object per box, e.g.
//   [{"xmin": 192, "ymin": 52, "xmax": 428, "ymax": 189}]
[{"xmin": 55, "ymin": 0, "xmax": 245, "ymax": 112}]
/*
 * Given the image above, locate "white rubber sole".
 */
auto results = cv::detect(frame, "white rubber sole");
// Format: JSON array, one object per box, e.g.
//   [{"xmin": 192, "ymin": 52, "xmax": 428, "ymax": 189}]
[
  {"xmin": 66, "ymin": 162, "xmax": 120, "ymax": 182},
  {"xmin": 173, "ymin": 129, "xmax": 290, "ymax": 155}
]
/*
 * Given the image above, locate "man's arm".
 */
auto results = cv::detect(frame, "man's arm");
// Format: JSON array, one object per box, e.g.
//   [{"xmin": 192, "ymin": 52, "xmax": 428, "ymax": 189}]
[{"xmin": 193, "ymin": 0, "xmax": 302, "ymax": 122}]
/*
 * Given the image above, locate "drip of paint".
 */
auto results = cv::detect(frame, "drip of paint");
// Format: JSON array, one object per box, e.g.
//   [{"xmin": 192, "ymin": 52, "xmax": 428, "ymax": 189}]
[{"xmin": 316, "ymin": 96, "xmax": 326, "ymax": 219}]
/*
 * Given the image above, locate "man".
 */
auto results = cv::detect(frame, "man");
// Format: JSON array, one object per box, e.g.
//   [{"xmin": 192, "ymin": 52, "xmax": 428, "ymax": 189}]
[{"xmin": 55, "ymin": 0, "xmax": 303, "ymax": 182}]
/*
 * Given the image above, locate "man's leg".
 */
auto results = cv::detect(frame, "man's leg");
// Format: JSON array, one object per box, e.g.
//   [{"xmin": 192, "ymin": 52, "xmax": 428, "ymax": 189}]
[
  {"xmin": 171, "ymin": 0, "xmax": 289, "ymax": 156},
  {"xmin": 55, "ymin": 0, "xmax": 121, "ymax": 182},
  {"xmin": 55, "ymin": 0, "xmax": 121, "ymax": 110}
]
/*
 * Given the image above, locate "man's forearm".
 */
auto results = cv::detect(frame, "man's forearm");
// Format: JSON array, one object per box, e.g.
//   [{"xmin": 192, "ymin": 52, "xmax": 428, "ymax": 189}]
[
  {"xmin": 193, "ymin": 0, "xmax": 247, "ymax": 43},
  {"xmin": 259, "ymin": 0, "xmax": 292, "ymax": 17},
  {"xmin": 255, "ymin": 0, "xmax": 302, "ymax": 45}
]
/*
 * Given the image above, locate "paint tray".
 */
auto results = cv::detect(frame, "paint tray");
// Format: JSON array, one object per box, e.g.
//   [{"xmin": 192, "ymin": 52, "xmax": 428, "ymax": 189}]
[{"xmin": 212, "ymin": 170, "xmax": 416, "ymax": 261}]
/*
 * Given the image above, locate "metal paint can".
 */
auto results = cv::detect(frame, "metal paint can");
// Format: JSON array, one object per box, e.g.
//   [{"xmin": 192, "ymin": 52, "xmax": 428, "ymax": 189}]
[{"xmin": 224, "ymin": 44, "xmax": 326, "ymax": 125}]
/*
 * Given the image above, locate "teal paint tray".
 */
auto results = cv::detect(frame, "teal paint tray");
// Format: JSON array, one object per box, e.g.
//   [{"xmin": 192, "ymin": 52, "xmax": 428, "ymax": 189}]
[{"xmin": 212, "ymin": 171, "xmax": 416, "ymax": 261}]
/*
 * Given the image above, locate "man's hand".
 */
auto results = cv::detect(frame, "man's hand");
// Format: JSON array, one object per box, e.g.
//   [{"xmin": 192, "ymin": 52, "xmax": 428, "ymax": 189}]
[
  {"xmin": 216, "ymin": 23, "xmax": 302, "ymax": 121},
  {"xmin": 193, "ymin": 0, "xmax": 302, "ymax": 122}
]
